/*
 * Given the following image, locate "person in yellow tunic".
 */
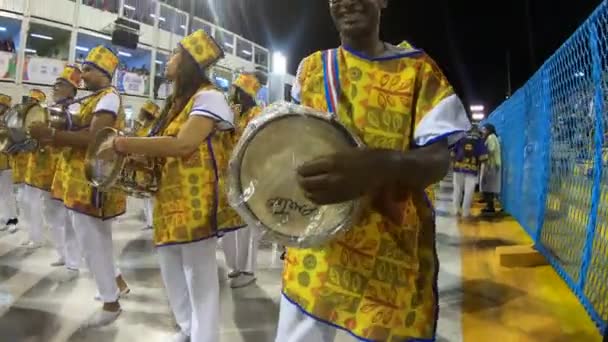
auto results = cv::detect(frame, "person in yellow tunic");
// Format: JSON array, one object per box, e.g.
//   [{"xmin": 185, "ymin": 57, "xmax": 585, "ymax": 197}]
[
  {"xmin": 135, "ymin": 100, "xmax": 160, "ymax": 230},
  {"xmin": 10, "ymin": 89, "xmax": 47, "ymax": 240},
  {"xmin": 29, "ymin": 46, "xmax": 129, "ymax": 328},
  {"xmin": 275, "ymin": 1, "xmax": 471, "ymax": 341},
  {"xmin": 28, "ymin": 66, "xmax": 84, "ymax": 269},
  {"xmin": 0, "ymin": 93, "xmax": 19, "ymax": 233},
  {"xmin": 220, "ymin": 70, "xmax": 267, "ymax": 289},
  {"xmin": 108, "ymin": 30, "xmax": 233, "ymax": 342},
  {"xmin": 22, "ymin": 75, "xmax": 83, "ymax": 253}
]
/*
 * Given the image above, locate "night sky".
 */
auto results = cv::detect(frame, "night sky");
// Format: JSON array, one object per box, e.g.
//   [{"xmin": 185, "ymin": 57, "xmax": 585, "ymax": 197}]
[{"xmin": 178, "ymin": 0, "xmax": 604, "ymax": 112}]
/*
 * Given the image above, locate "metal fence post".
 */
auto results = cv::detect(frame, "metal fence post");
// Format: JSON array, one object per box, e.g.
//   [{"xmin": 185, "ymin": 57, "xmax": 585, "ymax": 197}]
[
  {"xmin": 578, "ymin": 21, "xmax": 605, "ymax": 291},
  {"xmin": 534, "ymin": 68, "xmax": 552, "ymax": 243}
]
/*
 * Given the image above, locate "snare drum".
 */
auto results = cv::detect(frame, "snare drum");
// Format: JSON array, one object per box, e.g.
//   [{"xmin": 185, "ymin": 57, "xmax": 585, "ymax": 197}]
[
  {"xmin": 227, "ymin": 102, "xmax": 364, "ymax": 248},
  {"xmin": 0, "ymin": 103, "xmax": 47, "ymax": 153},
  {"xmin": 85, "ymin": 127, "xmax": 160, "ymax": 198}
]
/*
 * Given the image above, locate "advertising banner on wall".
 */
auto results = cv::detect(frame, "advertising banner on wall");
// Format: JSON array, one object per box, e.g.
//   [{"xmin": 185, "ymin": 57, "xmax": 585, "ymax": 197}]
[
  {"xmin": 0, "ymin": 51, "xmax": 17, "ymax": 80},
  {"xmin": 116, "ymin": 70, "xmax": 149, "ymax": 96},
  {"xmin": 23, "ymin": 57, "xmax": 66, "ymax": 84}
]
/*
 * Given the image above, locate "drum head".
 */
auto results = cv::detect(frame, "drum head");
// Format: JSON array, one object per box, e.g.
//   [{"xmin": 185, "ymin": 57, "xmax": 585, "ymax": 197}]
[
  {"xmin": 230, "ymin": 106, "xmax": 363, "ymax": 247},
  {"xmin": 23, "ymin": 104, "xmax": 48, "ymax": 129},
  {"xmin": 85, "ymin": 127, "xmax": 125, "ymax": 190}
]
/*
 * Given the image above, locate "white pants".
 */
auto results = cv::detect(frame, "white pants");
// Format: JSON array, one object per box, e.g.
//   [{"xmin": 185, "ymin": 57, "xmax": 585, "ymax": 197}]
[
  {"xmin": 46, "ymin": 200, "xmax": 80, "ymax": 268},
  {"xmin": 275, "ymin": 295, "xmax": 337, "ymax": 342},
  {"xmin": 157, "ymin": 238, "xmax": 220, "ymax": 342},
  {"xmin": 21, "ymin": 186, "xmax": 46, "ymax": 244},
  {"xmin": 0, "ymin": 171, "xmax": 17, "ymax": 222},
  {"xmin": 453, "ymin": 172, "xmax": 478, "ymax": 217},
  {"xmin": 143, "ymin": 198, "xmax": 154, "ymax": 227},
  {"xmin": 69, "ymin": 210, "xmax": 119, "ymax": 302},
  {"xmin": 221, "ymin": 226, "xmax": 260, "ymax": 274},
  {"xmin": 15, "ymin": 183, "xmax": 25, "ymax": 224}
]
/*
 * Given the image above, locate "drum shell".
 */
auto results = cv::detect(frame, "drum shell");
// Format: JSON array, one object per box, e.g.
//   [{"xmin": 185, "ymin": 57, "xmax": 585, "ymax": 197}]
[{"xmin": 84, "ymin": 127, "xmax": 160, "ymax": 198}]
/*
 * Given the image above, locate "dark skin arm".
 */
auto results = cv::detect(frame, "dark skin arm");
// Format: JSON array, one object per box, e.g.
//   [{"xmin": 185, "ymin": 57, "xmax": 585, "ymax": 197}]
[
  {"xmin": 29, "ymin": 112, "xmax": 117, "ymax": 148},
  {"xmin": 297, "ymin": 140, "xmax": 450, "ymax": 205}
]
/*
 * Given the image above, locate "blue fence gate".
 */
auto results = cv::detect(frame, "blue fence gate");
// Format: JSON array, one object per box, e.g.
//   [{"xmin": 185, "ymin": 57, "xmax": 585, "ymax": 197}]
[{"xmin": 485, "ymin": 0, "xmax": 608, "ymax": 335}]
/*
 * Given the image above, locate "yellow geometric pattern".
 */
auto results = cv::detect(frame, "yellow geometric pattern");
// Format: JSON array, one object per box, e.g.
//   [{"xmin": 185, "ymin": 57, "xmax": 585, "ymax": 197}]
[
  {"xmin": 0, "ymin": 153, "xmax": 9, "ymax": 171},
  {"xmin": 152, "ymin": 85, "xmax": 232, "ymax": 246},
  {"xmin": 180, "ymin": 29, "xmax": 224, "ymax": 70},
  {"xmin": 10, "ymin": 153, "xmax": 30, "ymax": 184},
  {"xmin": 58, "ymin": 65, "xmax": 82, "ymax": 89},
  {"xmin": 29, "ymin": 89, "xmax": 46, "ymax": 103},
  {"xmin": 282, "ymin": 48, "xmax": 455, "ymax": 341},
  {"xmin": 233, "ymin": 73, "xmax": 261, "ymax": 98},
  {"xmin": 84, "ymin": 46, "xmax": 119, "ymax": 79},
  {"xmin": 24, "ymin": 147, "xmax": 60, "ymax": 191},
  {"xmin": 51, "ymin": 87, "xmax": 126, "ymax": 218}
]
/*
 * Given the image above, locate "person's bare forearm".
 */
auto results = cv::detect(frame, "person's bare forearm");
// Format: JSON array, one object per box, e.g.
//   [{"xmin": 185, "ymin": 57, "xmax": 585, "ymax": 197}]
[
  {"xmin": 116, "ymin": 136, "xmax": 197, "ymax": 158},
  {"xmin": 52, "ymin": 129, "xmax": 92, "ymax": 148},
  {"xmin": 382, "ymin": 140, "xmax": 450, "ymax": 190}
]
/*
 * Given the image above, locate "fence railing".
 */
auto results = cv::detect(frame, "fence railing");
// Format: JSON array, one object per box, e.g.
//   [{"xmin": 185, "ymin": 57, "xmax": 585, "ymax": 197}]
[{"xmin": 485, "ymin": 1, "xmax": 608, "ymax": 335}]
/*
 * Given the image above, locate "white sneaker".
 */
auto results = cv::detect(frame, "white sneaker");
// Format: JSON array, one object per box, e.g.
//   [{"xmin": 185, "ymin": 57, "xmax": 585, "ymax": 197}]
[
  {"xmin": 227, "ymin": 270, "xmax": 241, "ymax": 278},
  {"xmin": 8, "ymin": 225, "xmax": 18, "ymax": 234},
  {"xmin": 50, "ymin": 259, "xmax": 66, "ymax": 267},
  {"xmin": 230, "ymin": 273, "xmax": 256, "ymax": 289},
  {"xmin": 21, "ymin": 240, "xmax": 31, "ymax": 246},
  {"xmin": 25, "ymin": 241, "xmax": 43, "ymax": 250},
  {"xmin": 83, "ymin": 308, "xmax": 122, "ymax": 328},
  {"xmin": 171, "ymin": 331, "xmax": 190, "ymax": 342}
]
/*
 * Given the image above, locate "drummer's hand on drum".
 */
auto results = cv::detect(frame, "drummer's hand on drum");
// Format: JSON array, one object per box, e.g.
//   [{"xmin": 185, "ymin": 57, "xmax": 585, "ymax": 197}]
[
  {"xmin": 28, "ymin": 122, "xmax": 53, "ymax": 141},
  {"xmin": 297, "ymin": 149, "xmax": 390, "ymax": 205}
]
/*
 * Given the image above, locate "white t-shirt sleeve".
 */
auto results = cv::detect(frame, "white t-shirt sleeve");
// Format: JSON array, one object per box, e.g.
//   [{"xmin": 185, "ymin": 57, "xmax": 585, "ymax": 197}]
[
  {"xmin": 413, "ymin": 94, "xmax": 471, "ymax": 146},
  {"xmin": 93, "ymin": 92, "xmax": 120, "ymax": 116},
  {"xmin": 189, "ymin": 90, "xmax": 234, "ymax": 131}
]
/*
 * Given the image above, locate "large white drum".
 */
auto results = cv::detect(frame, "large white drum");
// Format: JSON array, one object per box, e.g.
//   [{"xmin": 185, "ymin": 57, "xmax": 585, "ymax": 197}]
[{"xmin": 227, "ymin": 102, "xmax": 364, "ymax": 248}]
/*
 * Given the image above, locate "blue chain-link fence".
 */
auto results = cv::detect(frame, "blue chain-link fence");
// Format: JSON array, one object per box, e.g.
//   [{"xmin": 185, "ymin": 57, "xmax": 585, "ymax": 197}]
[{"xmin": 485, "ymin": 1, "xmax": 608, "ymax": 335}]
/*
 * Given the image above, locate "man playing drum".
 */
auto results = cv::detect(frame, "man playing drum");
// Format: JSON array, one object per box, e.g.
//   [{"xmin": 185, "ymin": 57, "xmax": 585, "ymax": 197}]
[
  {"xmin": 29, "ymin": 46, "xmax": 129, "ymax": 327},
  {"xmin": 220, "ymin": 70, "xmax": 267, "ymax": 289},
  {"xmin": 0, "ymin": 93, "xmax": 19, "ymax": 233},
  {"xmin": 276, "ymin": 0, "xmax": 470, "ymax": 341},
  {"xmin": 12, "ymin": 88, "xmax": 47, "ymax": 242}
]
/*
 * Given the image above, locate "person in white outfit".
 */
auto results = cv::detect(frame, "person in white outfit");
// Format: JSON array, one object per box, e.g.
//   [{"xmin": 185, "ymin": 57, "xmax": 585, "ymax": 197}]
[
  {"xmin": 29, "ymin": 48, "xmax": 130, "ymax": 328},
  {"xmin": 107, "ymin": 30, "xmax": 231, "ymax": 342},
  {"xmin": 451, "ymin": 128, "xmax": 488, "ymax": 220}
]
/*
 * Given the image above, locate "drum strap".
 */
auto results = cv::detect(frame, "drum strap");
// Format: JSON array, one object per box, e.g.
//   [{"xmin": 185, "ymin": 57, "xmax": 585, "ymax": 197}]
[{"xmin": 322, "ymin": 49, "xmax": 341, "ymax": 117}]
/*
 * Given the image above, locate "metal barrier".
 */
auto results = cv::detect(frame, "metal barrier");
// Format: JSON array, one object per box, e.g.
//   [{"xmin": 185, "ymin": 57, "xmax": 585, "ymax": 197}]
[{"xmin": 485, "ymin": 1, "xmax": 608, "ymax": 335}]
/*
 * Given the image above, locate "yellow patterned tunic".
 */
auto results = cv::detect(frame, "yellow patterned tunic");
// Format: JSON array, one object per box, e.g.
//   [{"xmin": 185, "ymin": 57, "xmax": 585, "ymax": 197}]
[
  {"xmin": 216, "ymin": 105, "xmax": 263, "ymax": 232},
  {"xmin": 282, "ymin": 47, "xmax": 459, "ymax": 341},
  {"xmin": 153, "ymin": 86, "xmax": 233, "ymax": 246},
  {"xmin": 51, "ymin": 88, "xmax": 126, "ymax": 219},
  {"xmin": 0, "ymin": 153, "xmax": 9, "ymax": 171},
  {"xmin": 24, "ymin": 147, "xmax": 60, "ymax": 191},
  {"xmin": 10, "ymin": 152, "xmax": 30, "ymax": 184}
]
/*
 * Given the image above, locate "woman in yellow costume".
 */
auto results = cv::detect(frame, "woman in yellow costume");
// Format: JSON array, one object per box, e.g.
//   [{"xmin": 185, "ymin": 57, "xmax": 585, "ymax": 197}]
[
  {"xmin": 275, "ymin": 0, "xmax": 471, "ymax": 341},
  {"xmin": 220, "ymin": 70, "xmax": 267, "ymax": 289},
  {"xmin": 0, "ymin": 93, "xmax": 19, "ymax": 233},
  {"xmin": 107, "ymin": 29, "xmax": 233, "ymax": 342},
  {"xmin": 30, "ymin": 46, "xmax": 129, "ymax": 328}
]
